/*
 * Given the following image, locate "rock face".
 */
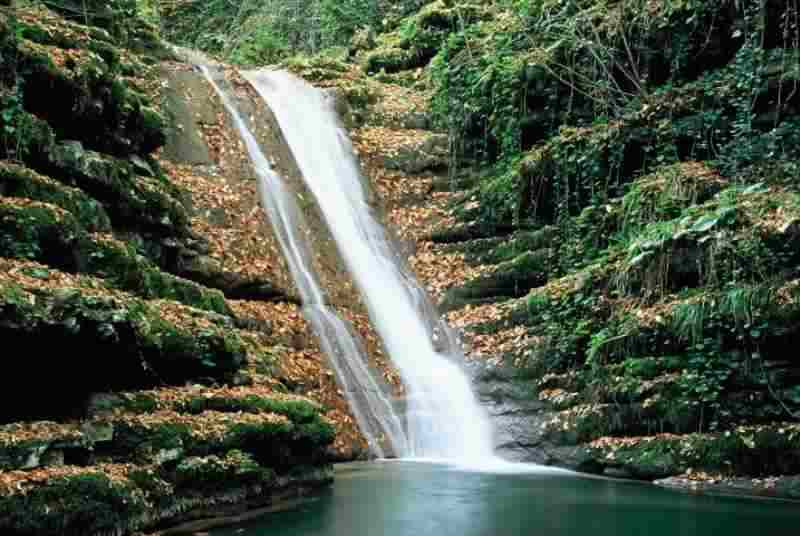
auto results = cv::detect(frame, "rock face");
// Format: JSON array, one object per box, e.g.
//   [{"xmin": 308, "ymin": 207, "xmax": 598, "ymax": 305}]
[
  {"xmin": 471, "ymin": 361, "xmax": 600, "ymax": 472},
  {"xmin": 159, "ymin": 68, "xmax": 216, "ymax": 166},
  {"xmin": 381, "ymin": 132, "xmax": 448, "ymax": 174},
  {"xmin": 0, "ymin": 5, "xmax": 341, "ymax": 535}
]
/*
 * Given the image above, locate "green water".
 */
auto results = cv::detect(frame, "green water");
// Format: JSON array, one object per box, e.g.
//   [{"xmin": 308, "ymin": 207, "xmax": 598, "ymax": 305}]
[{"xmin": 214, "ymin": 462, "xmax": 799, "ymax": 536}]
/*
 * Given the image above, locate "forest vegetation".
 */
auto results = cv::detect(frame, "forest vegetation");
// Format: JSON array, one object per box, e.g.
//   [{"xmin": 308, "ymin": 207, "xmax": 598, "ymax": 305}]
[{"xmin": 0, "ymin": 0, "xmax": 800, "ymax": 533}]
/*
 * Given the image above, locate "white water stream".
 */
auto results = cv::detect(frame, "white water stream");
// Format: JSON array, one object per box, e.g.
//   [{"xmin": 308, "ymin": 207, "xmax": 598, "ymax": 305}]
[
  {"xmin": 244, "ymin": 70, "xmax": 497, "ymax": 463},
  {"xmin": 200, "ymin": 65, "xmax": 409, "ymax": 458}
]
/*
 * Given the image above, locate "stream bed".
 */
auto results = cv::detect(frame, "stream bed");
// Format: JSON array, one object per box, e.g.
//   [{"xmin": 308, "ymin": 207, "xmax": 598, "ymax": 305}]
[{"xmin": 213, "ymin": 461, "xmax": 799, "ymax": 535}]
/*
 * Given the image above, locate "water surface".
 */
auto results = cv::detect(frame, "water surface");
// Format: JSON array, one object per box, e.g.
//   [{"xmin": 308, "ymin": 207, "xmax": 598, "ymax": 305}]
[{"xmin": 214, "ymin": 462, "xmax": 799, "ymax": 536}]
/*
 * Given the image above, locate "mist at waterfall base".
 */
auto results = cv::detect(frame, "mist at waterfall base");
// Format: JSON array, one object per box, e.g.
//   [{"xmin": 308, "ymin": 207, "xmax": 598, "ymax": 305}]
[{"xmin": 244, "ymin": 69, "xmax": 506, "ymax": 467}]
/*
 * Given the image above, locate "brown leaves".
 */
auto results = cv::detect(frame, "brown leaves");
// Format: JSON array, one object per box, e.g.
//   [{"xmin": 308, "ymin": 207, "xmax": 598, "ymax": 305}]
[
  {"xmin": 0, "ymin": 463, "xmax": 134, "ymax": 497},
  {"xmin": 0, "ymin": 421, "xmax": 82, "ymax": 447}
]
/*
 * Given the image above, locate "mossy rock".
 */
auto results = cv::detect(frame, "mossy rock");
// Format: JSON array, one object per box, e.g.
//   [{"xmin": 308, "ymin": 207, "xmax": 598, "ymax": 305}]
[
  {"xmin": 466, "ymin": 226, "xmax": 559, "ymax": 266},
  {"xmin": 180, "ymin": 253, "xmax": 290, "ymax": 302},
  {"xmin": 0, "ymin": 197, "xmax": 85, "ymax": 269},
  {"xmin": 179, "ymin": 394, "xmax": 324, "ymax": 425},
  {"xmin": 542, "ymin": 401, "xmax": 698, "ymax": 446},
  {"xmin": 0, "ymin": 472, "xmax": 148, "ymax": 536},
  {"xmin": 17, "ymin": 39, "xmax": 165, "ymax": 157},
  {"xmin": 45, "ymin": 141, "xmax": 188, "ymax": 235},
  {"xmin": 440, "ymin": 249, "xmax": 551, "ymax": 312},
  {"xmin": 15, "ymin": 6, "xmax": 115, "ymax": 49},
  {"xmin": 0, "ymin": 194, "xmax": 225, "ymax": 313},
  {"xmin": 281, "ymin": 54, "xmax": 350, "ymax": 82},
  {"xmin": 0, "ymin": 460, "xmax": 333, "ymax": 536},
  {"xmin": 364, "ymin": 46, "xmax": 428, "ymax": 74},
  {"xmin": 617, "ymin": 162, "xmax": 727, "ymax": 239},
  {"xmin": 589, "ymin": 424, "xmax": 800, "ymax": 479},
  {"xmin": 0, "ymin": 423, "xmax": 88, "ymax": 471},
  {"xmin": 514, "ymin": 121, "xmax": 670, "ymax": 225},
  {"xmin": 362, "ymin": 1, "xmax": 490, "ymax": 74},
  {"xmin": 107, "ymin": 413, "xmax": 332, "ymax": 470},
  {"xmin": 616, "ymin": 185, "xmax": 800, "ymax": 298},
  {"xmin": 44, "ymin": 0, "xmax": 138, "ymax": 41},
  {"xmin": 15, "ymin": 10, "xmax": 121, "ymax": 70},
  {"xmin": 172, "ymin": 450, "xmax": 274, "ymax": 493},
  {"xmin": 0, "ymin": 271, "xmax": 245, "ymax": 421},
  {"xmin": 0, "ymin": 109, "xmax": 56, "ymax": 162},
  {"xmin": 84, "ymin": 235, "xmax": 230, "ymax": 315},
  {"xmin": 0, "ymin": 11, "xmax": 17, "ymax": 81},
  {"xmin": 0, "ymin": 161, "xmax": 111, "ymax": 232}
]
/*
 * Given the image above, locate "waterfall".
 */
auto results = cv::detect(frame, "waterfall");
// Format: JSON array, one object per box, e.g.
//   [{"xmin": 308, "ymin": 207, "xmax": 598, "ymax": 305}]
[
  {"xmin": 243, "ymin": 70, "xmax": 497, "ymax": 463},
  {"xmin": 200, "ymin": 65, "xmax": 410, "ymax": 459}
]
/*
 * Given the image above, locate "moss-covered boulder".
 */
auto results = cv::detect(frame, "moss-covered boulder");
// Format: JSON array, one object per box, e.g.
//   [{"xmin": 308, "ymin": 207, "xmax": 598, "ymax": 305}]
[
  {"xmin": 589, "ymin": 424, "xmax": 800, "ymax": 480},
  {"xmin": 440, "ymin": 249, "xmax": 551, "ymax": 311},
  {"xmin": 0, "ymin": 468, "xmax": 150, "ymax": 536},
  {"xmin": 84, "ymin": 234, "xmax": 230, "ymax": 315},
  {"xmin": 0, "ymin": 162, "xmax": 111, "ymax": 231},
  {"xmin": 0, "ymin": 196, "xmax": 227, "ymax": 313},
  {"xmin": 173, "ymin": 450, "xmax": 274, "ymax": 493},
  {"xmin": 363, "ymin": 1, "xmax": 487, "ymax": 74},
  {"xmin": 0, "ymin": 421, "xmax": 88, "ymax": 471},
  {"xmin": 0, "ymin": 459, "xmax": 333, "ymax": 536},
  {"xmin": 0, "ymin": 197, "xmax": 85, "ymax": 269},
  {"xmin": 45, "ymin": 141, "xmax": 188, "ymax": 235},
  {"xmin": 0, "ymin": 260, "xmax": 246, "ymax": 422},
  {"xmin": 17, "ymin": 37, "xmax": 165, "ymax": 157}
]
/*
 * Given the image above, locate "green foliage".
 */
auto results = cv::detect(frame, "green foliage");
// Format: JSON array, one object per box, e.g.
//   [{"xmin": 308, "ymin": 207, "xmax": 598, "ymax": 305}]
[
  {"xmin": 160, "ymin": 0, "xmax": 390, "ymax": 65},
  {"xmin": 180, "ymin": 395, "xmax": 323, "ymax": 424},
  {"xmin": 589, "ymin": 424, "xmax": 800, "ymax": 478},
  {"xmin": 228, "ymin": 20, "xmax": 290, "ymax": 66},
  {"xmin": 85, "ymin": 238, "xmax": 230, "ymax": 315},
  {"xmin": 0, "ymin": 278, "xmax": 246, "ymax": 383},
  {"xmin": 319, "ymin": 0, "xmax": 381, "ymax": 47},
  {"xmin": 0, "ymin": 162, "xmax": 111, "ymax": 231},
  {"xmin": 0, "ymin": 198, "xmax": 83, "ymax": 262},
  {"xmin": 173, "ymin": 450, "xmax": 274, "ymax": 492},
  {"xmin": 0, "ymin": 473, "xmax": 147, "ymax": 536}
]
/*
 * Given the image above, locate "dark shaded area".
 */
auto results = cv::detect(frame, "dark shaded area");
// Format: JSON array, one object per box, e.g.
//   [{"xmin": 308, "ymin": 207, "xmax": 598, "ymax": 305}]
[{"xmin": 0, "ymin": 324, "xmax": 157, "ymax": 423}]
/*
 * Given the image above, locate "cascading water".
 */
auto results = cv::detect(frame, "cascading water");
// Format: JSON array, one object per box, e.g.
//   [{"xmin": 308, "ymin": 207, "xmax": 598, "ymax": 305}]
[
  {"xmin": 199, "ymin": 65, "xmax": 409, "ymax": 459},
  {"xmin": 244, "ymin": 70, "xmax": 497, "ymax": 463}
]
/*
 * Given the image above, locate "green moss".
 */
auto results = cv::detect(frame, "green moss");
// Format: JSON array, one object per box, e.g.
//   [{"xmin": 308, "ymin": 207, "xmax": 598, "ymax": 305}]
[
  {"xmin": 364, "ymin": 46, "xmax": 424, "ymax": 74},
  {"xmin": 173, "ymin": 450, "xmax": 274, "ymax": 492},
  {"xmin": 0, "ymin": 276, "xmax": 246, "ymax": 385},
  {"xmin": 0, "ymin": 109, "xmax": 55, "ymax": 162},
  {"xmin": 16, "ymin": 14, "xmax": 121, "ymax": 70},
  {"xmin": 46, "ymin": 142, "xmax": 189, "ymax": 235},
  {"xmin": 179, "ymin": 395, "xmax": 323, "ymax": 425},
  {"xmin": 440, "ymin": 249, "xmax": 551, "ymax": 311},
  {"xmin": 0, "ymin": 193, "xmax": 224, "ymax": 313},
  {"xmin": 0, "ymin": 197, "xmax": 85, "ymax": 264},
  {"xmin": 616, "ymin": 185, "xmax": 800, "ymax": 298},
  {"xmin": 619, "ymin": 163, "xmax": 726, "ymax": 239},
  {"xmin": 0, "ymin": 162, "xmax": 111, "ymax": 231},
  {"xmin": 590, "ymin": 425, "xmax": 800, "ymax": 478},
  {"xmin": 294, "ymin": 419, "xmax": 337, "ymax": 447},
  {"xmin": 0, "ymin": 473, "xmax": 147, "ymax": 536},
  {"xmin": 85, "ymin": 237, "xmax": 230, "ymax": 315},
  {"xmin": 85, "ymin": 392, "xmax": 160, "ymax": 417},
  {"xmin": 112, "ymin": 419, "xmax": 193, "ymax": 457},
  {"xmin": 362, "ymin": 1, "xmax": 487, "ymax": 74},
  {"xmin": 282, "ymin": 54, "xmax": 350, "ymax": 81},
  {"xmin": 469, "ymin": 227, "xmax": 558, "ymax": 266},
  {"xmin": 16, "ymin": 38, "xmax": 165, "ymax": 157},
  {"xmin": 136, "ymin": 106, "xmax": 167, "ymax": 152}
]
